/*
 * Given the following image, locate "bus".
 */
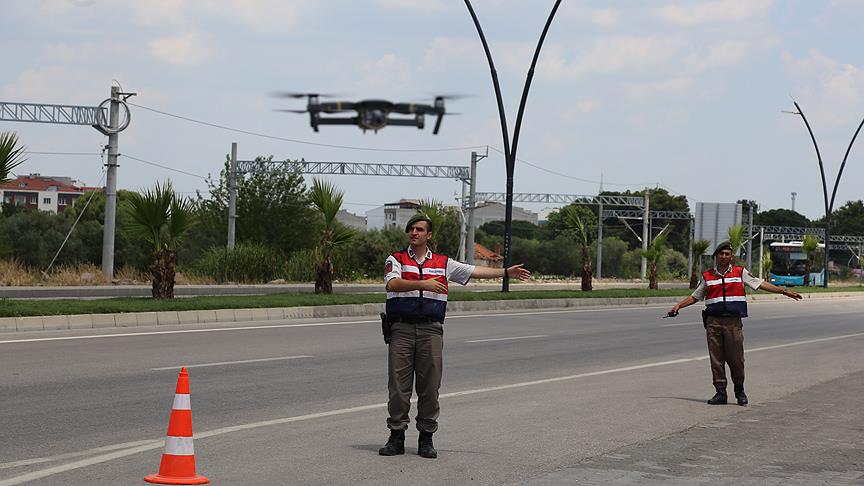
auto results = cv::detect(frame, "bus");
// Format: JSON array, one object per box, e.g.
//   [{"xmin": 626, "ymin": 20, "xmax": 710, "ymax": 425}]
[{"xmin": 768, "ymin": 241, "xmax": 824, "ymax": 286}]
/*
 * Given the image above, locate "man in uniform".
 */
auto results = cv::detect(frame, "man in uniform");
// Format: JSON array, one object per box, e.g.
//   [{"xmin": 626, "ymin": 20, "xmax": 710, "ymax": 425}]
[
  {"xmin": 668, "ymin": 241, "xmax": 802, "ymax": 405},
  {"xmin": 379, "ymin": 213, "xmax": 531, "ymax": 459}
]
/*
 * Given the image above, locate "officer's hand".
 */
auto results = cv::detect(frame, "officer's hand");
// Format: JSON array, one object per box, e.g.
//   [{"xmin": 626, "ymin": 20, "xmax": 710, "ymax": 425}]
[
  {"xmin": 784, "ymin": 289, "xmax": 803, "ymax": 300},
  {"xmin": 507, "ymin": 263, "xmax": 531, "ymax": 281},
  {"xmin": 666, "ymin": 306, "xmax": 680, "ymax": 318},
  {"xmin": 421, "ymin": 279, "xmax": 448, "ymax": 294}
]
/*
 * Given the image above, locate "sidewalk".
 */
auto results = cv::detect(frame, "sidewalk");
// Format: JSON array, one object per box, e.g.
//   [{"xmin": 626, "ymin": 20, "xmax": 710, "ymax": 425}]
[{"xmin": 524, "ymin": 370, "xmax": 864, "ymax": 485}]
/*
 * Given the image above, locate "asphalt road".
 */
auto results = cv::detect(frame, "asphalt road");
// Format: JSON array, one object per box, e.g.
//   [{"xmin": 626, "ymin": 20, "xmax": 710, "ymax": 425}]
[{"xmin": 0, "ymin": 298, "xmax": 862, "ymax": 485}]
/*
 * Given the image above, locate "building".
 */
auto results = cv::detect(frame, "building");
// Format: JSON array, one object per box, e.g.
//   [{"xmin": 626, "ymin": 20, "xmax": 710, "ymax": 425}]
[
  {"xmin": 0, "ymin": 174, "xmax": 96, "ymax": 214},
  {"xmin": 366, "ymin": 199, "xmax": 422, "ymax": 230},
  {"xmin": 473, "ymin": 242, "xmax": 503, "ymax": 268},
  {"xmin": 336, "ymin": 209, "xmax": 367, "ymax": 231},
  {"xmin": 472, "ymin": 201, "xmax": 538, "ymax": 227}
]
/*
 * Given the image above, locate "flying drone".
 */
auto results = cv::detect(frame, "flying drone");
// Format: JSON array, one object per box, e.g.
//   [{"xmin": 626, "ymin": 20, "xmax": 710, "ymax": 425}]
[{"xmin": 272, "ymin": 92, "xmax": 462, "ymax": 134}]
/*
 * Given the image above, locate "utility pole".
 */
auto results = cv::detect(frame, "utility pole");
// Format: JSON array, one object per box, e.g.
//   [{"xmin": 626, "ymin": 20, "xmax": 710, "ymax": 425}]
[
  {"xmin": 758, "ymin": 227, "xmax": 765, "ymax": 279},
  {"xmin": 746, "ymin": 202, "xmax": 754, "ymax": 268},
  {"xmin": 596, "ymin": 173, "xmax": 603, "ymax": 279},
  {"xmin": 791, "ymin": 192, "xmax": 797, "ymax": 212},
  {"xmin": 458, "ymin": 178, "xmax": 467, "ymax": 262},
  {"xmin": 640, "ymin": 190, "xmax": 650, "ymax": 280},
  {"xmin": 227, "ymin": 142, "xmax": 238, "ymax": 250},
  {"xmin": 466, "ymin": 151, "xmax": 481, "ymax": 265},
  {"xmin": 101, "ymin": 86, "xmax": 120, "ymax": 279}
]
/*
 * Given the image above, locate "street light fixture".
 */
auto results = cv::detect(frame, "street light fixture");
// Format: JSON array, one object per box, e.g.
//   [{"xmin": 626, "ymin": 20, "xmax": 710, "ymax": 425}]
[
  {"xmin": 463, "ymin": 0, "xmax": 562, "ymax": 291},
  {"xmin": 785, "ymin": 101, "xmax": 864, "ymax": 287}
]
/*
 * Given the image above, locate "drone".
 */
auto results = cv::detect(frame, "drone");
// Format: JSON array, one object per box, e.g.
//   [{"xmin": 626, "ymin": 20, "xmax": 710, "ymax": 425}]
[{"xmin": 272, "ymin": 92, "xmax": 461, "ymax": 134}]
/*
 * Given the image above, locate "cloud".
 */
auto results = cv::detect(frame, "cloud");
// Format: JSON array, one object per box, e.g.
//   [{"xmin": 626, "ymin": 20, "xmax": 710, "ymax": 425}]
[
  {"xmin": 656, "ymin": 0, "xmax": 775, "ymax": 26},
  {"xmin": 537, "ymin": 35, "xmax": 689, "ymax": 80},
  {"xmin": 619, "ymin": 77, "xmax": 694, "ymax": 100},
  {"xmin": 374, "ymin": 0, "xmax": 449, "ymax": 13},
  {"xmin": 782, "ymin": 49, "xmax": 864, "ymax": 126},
  {"xmin": 149, "ymin": 33, "xmax": 213, "ymax": 66},
  {"xmin": 0, "ymin": 67, "xmax": 104, "ymax": 104}
]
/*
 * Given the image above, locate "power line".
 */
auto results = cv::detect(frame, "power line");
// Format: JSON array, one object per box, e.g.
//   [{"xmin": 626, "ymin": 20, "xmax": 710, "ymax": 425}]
[
  {"xmin": 23, "ymin": 151, "xmax": 103, "ymax": 156},
  {"xmin": 486, "ymin": 146, "xmax": 659, "ymax": 188},
  {"xmin": 120, "ymin": 154, "xmax": 208, "ymax": 180},
  {"xmin": 127, "ymin": 102, "xmax": 487, "ymax": 154}
]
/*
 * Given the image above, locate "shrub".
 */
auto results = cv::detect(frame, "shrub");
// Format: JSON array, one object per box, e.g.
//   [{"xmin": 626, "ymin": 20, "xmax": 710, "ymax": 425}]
[{"xmin": 191, "ymin": 242, "xmax": 285, "ymax": 283}]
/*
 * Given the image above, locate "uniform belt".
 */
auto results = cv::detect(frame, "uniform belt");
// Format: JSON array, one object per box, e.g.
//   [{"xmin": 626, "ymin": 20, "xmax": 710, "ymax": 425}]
[{"xmin": 393, "ymin": 317, "xmax": 439, "ymax": 324}]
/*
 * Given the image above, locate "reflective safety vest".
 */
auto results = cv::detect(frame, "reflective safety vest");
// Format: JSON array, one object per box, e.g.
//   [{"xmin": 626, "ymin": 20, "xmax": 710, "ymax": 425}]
[
  {"xmin": 702, "ymin": 265, "xmax": 748, "ymax": 318},
  {"xmin": 386, "ymin": 251, "xmax": 449, "ymax": 323}
]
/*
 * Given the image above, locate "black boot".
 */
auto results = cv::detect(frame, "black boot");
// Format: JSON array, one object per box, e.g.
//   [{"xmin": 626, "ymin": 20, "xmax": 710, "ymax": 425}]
[
  {"xmin": 707, "ymin": 386, "xmax": 727, "ymax": 405},
  {"xmin": 378, "ymin": 429, "xmax": 405, "ymax": 456},
  {"xmin": 417, "ymin": 431, "xmax": 437, "ymax": 459},
  {"xmin": 734, "ymin": 385, "xmax": 748, "ymax": 406}
]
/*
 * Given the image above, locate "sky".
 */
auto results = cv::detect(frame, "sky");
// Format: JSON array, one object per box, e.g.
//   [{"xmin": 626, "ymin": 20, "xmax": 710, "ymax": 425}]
[{"xmin": 2, "ymin": 0, "xmax": 864, "ymax": 221}]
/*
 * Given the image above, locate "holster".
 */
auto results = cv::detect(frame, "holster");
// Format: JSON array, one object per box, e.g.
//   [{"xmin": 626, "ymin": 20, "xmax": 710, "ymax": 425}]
[
  {"xmin": 380, "ymin": 313, "xmax": 393, "ymax": 344},
  {"xmin": 701, "ymin": 309, "xmax": 708, "ymax": 329}
]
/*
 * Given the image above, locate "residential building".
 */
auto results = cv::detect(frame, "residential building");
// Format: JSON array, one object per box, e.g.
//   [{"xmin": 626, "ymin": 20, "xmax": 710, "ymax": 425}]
[
  {"xmin": 336, "ymin": 209, "xmax": 367, "ymax": 231},
  {"xmin": 366, "ymin": 199, "xmax": 422, "ymax": 230},
  {"xmin": 472, "ymin": 201, "xmax": 538, "ymax": 227},
  {"xmin": 0, "ymin": 174, "xmax": 97, "ymax": 214}
]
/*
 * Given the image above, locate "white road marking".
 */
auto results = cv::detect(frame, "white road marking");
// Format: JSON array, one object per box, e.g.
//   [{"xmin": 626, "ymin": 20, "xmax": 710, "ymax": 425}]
[
  {"xmin": 661, "ymin": 321, "xmax": 702, "ymax": 328},
  {"xmin": 4, "ymin": 330, "xmax": 863, "ymax": 485},
  {"xmin": 466, "ymin": 335, "xmax": 548, "ymax": 343},
  {"xmin": 151, "ymin": 355, "xmax": 313, "ymax": 371}
]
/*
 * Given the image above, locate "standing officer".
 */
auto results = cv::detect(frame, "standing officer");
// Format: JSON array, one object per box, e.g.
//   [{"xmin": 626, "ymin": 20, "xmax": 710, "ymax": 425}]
[
  {"xmin": 668, "ymin": 241, "xmax": 802, "ymax": 406},
  {"xmin": 379, "ymin": 213, "xmax": 531, "ymax": 459}
]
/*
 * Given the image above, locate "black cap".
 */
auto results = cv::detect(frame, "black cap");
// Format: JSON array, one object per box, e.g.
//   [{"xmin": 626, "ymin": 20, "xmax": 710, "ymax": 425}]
[
  {"xmin": 405, "ymin": 213, "xmax": 433, "ymax": 233},
  {"xmin": 712, "ymin": 241, "xmax": 734, "ymax": 256}
]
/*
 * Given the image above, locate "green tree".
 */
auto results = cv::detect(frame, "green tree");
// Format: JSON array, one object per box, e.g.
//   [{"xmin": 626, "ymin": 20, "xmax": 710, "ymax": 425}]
[
  {"xmin": 727, "ymin": 224, "xmax": 746, "ymax": 264},
  {"xmin": 309, "ymin": 178, "xmax": 355, "ymax": 294},
  {"xmin": 802, "ymin": 235, "xmax": 820, "ymax": 287},
  {"xmin": 690, "ymin": 239, "xmax": 711, "ymax": 289},
  {"xmin": 828, "ymin": 200, "xmax": 864, "ymax": 235},
  {"xmin": 754, "ymin": 208, "xmax": 811, "ymax": 227},
  {"xmin": 599, "ymin": 188, "xmax": 690, "ymax": 253},
  {"xmin": 123, "ymin": 181, "xmax": 196, "ymax": 298},
  {"xmin": 642, "ymin": 233, "xmax": 668, "ymax": 290},
  {"xmin": 480, "ymin": 220, "xmax": 540, "ymax": 240},
  {"xmin": 761, "ymin": 251, "xmax": 772, "ymax": 280},
  {"xmin": 196, "ymin": 156, "xmax": 319, "ymax": 255},
  {"xmin": 0, "ymin": 131, "xmax": 26, "ymax": 184},
  {"xmin": 540, "ymin": 204, "xmax": 596, "ymax": 241},
  {"xmin": 560, "ymin": 205, "xmax": 592, "ymax": 290}
]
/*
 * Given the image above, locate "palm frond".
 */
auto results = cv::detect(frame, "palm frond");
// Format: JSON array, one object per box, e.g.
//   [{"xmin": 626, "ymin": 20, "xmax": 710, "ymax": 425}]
[
  {"xmin": 560, "ymin": 205, "xmax": 589, "ymax": 245},
  {"xmin": 0, "ymin": 131, "xmax": 27, "ymax": 184},
  {"xmin": 727, "ymin": 224, "xmax": 746, "ymax": 255},
  {"xmin": 692, "ymin": 239, "xmax": 711, "ymax": 256},
  {"xmin": 310, "ymin": 178, "xmax": 344, "ymax": 227},
  {"xmin": 167, "ymin": 194, "xmax": 196, "ymax": 248},
  {"xmin": 802, "ymin": 234, "xmax": 820, "ymax": 254},
  {"xmin": 418, "ymin": 198, "xmax": 445, "ymax": 236}
]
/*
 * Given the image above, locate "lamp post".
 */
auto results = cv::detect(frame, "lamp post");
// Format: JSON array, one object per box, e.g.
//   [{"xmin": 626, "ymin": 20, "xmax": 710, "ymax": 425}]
[
  {"xmin": 464, "ymin": 0, "xmax": 562, "ymax": 291},
  {"xmin": 786, "ymin": 101, "xmax": 864, "ymax": 287}
]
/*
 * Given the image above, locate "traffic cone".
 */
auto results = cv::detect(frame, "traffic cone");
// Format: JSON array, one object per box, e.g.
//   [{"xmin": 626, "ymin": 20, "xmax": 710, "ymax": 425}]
[{"xmin": 144, "ymin": 367, "xmax": 210, "ymax": 485}]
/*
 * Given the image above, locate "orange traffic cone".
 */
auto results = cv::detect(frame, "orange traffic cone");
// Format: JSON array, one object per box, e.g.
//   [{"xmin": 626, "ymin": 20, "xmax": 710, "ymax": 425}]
[{"xmin": 144, "ymin": 367, "xmax": 210, "ymax": 485}]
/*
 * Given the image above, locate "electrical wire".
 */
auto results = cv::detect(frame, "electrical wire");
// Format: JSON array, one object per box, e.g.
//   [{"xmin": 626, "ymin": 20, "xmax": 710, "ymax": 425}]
[
  {"xmin": 43, "ymin": 169, "xmax": 107, "ymax": 275},
  {"xmin": 120, "ymin": 154, "xmax": 208, "ymax": 180},
  {"xmin": 127, "ymin": 102, "xmax": 487, "ymax": 153},
  {"xmin": 23, "ymin": 151, "xmax": 103, "ymax": 156}
]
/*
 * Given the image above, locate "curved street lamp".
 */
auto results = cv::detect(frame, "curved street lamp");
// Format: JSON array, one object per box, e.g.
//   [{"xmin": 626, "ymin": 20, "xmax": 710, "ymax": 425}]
[
  {"xmin": 463, "ymin": 0, "xmax": 562, "ymax": 291},
  {"xmin": 787, "ymin": 101, "xmax": 864, "ymax": 287}
]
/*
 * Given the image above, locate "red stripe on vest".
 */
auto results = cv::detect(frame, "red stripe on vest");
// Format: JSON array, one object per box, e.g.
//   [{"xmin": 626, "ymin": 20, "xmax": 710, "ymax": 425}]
[
  {"xmin": 703, "ymin": 266, "xmax": 746, "ymax": 300},
  {"xmin": 392, "ymin": 251, "xmax": 449, "ymax": 295}
]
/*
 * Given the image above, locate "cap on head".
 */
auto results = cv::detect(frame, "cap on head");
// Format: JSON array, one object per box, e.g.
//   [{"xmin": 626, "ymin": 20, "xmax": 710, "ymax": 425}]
[
  {"xmin": 405, "ymin": 213, "xmax": 433, "ymax": 233},
  {"xmin": 713, "ymin": 241, "xmax": 734, "ymax": 257}
]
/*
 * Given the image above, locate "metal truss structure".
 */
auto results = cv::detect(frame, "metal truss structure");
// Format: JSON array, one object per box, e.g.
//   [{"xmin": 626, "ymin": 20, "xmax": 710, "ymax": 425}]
[
  {"xmin": 236, "ymin": 159, "xmax": 470, "ymax": 180},
  {"xmin": 0, "ymin": 101, "xmax": 106, "ymax": 126},
  {"xmin": 603, "ymin": 209, "xmax": 692, "ymax": 220},
  {"xmin": 754, "ymin": 225, "xmax": 864, "ymax": 244},
  {"xmin": 473, "ymin": 192, "xmax": 644, "ymax": 207}
]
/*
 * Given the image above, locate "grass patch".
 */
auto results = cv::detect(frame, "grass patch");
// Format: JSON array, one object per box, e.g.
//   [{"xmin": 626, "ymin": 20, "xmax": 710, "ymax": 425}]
[{"xmin": 0, "ymin": 286, "xmax": 861, "ymax": 318}]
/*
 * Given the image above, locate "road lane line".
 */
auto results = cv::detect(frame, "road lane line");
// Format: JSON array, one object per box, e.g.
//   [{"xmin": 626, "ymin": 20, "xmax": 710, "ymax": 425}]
[
  {"xmin": 0, "ymin": 440, "xmax": 159, "ymax": 470},
  {"xmin": 151, "ymin": 355, "xmax": 313, "ymax": 371},
  {"xmin": 466, "ymin": 335, "xmax": 548, "ymax": 343},
  {"xmin": 5, "ymin": 330, "xmax": 864, "ymax": 485},
  {"xmin": 661, "ymin": 321, "xmax": 702, "ymax": 328}
]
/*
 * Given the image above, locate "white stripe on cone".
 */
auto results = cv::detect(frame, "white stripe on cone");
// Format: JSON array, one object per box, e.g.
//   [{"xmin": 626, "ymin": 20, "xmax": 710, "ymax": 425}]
[
  {"xmin": 164, "ymin": 436, "xmax": 195, "ymax": 456},
  {"xmin": 172, "ymin": 394, "xmax": 191, "ymax": 411}
]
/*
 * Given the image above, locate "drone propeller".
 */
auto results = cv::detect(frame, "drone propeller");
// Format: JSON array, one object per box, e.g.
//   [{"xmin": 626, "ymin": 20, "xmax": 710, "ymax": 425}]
[
  {"xmin": 270, "ymin": 91, "xmax": 339, "ymax": 99},
  {"xmin": 273, "ymin": 109, "xmax": 310, "ymax": 113},
  {"xmin": 431, "ymin": 93, "xmax": 473, "ymax": 100}
]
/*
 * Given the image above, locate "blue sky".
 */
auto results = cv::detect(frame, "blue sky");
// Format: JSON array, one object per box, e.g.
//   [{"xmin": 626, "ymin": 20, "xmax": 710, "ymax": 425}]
[{"xmin": 3, "ymin": 0, "xmax": 864, "ymax": 220}]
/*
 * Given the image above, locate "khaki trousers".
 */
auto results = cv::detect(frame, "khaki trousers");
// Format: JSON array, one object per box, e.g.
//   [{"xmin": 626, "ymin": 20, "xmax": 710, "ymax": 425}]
[
  {"xmin": 386, "ymin": 321, "xmax": 443, "ymax": 433},
  {"xmin": 705, "ymin": 315, "xmax": 745, "ymax": 388}
]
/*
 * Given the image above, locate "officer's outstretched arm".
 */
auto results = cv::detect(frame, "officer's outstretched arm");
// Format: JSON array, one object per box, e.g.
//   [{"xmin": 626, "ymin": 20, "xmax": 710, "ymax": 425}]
[{"xmin": 758, "ymin": 281, "xmax": 803, "ymax": 300}]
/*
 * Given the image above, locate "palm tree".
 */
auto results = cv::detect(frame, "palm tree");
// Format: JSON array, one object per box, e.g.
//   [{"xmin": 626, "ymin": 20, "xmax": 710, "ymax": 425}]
[
  {"xmin": 0, "ymin": 131, "xmax": 26, "ymax": 184},
  {"xmin": 123, "ymin": 181, "xmax": 195, "ymax": 298},
  {"xmin": 761, "ymin": 252, "xmax": 773, "ymax": 280},
  {"xmin": 642, "ymin": 233, "xmax": 668, "ymax": 290},
  {"xmin": 727, "ymin": 224, "xmax": 747, "ymax": 265},
  {"xmin": 690, "ymin": 239, "xmax": 711, "ymax": 289},
  {"xmin": 802, "ymin": 235, "xmax": 820, "ymax": 287},
  {"xmin": 418, "ymin": 199, "xmax": 446, "ymax": 251},
  {"xmin": 310, "ymin": 178, "xmax": 355, "ymax": 294},
  {"xmin": 560, "ymin": 205, "xmax": 592, "ymax": 291}
]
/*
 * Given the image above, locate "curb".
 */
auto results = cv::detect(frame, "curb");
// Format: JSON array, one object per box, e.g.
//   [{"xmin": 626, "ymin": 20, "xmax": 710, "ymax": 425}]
[{"xmin": 0, "ymin": 292, "xmax": 861, "ymax": 333}]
